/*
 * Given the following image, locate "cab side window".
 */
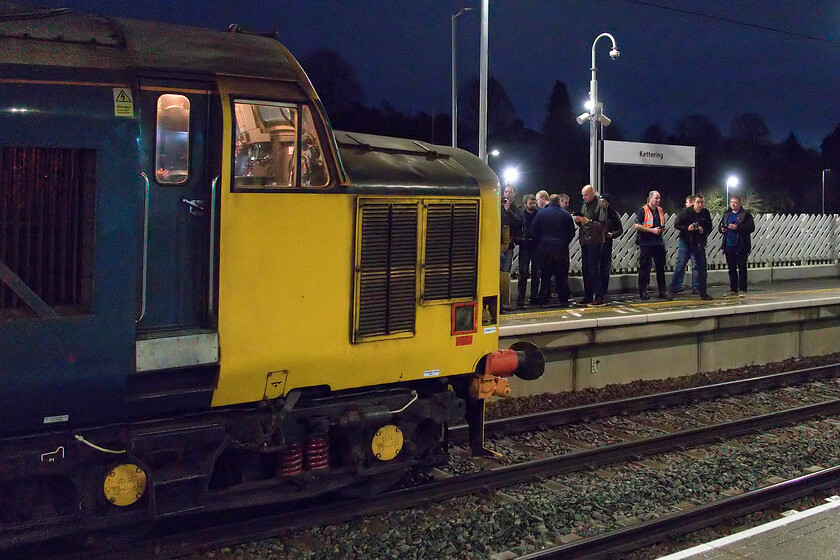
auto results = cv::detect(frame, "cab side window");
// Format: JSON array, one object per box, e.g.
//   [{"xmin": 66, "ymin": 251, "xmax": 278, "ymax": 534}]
[
  {"xmin": 233, "ymin": 100, "xmax": 328, "ymax": 189},
  {"xmin": 155, "ymin": 94, "xmax": 190, "ymax": 184}
]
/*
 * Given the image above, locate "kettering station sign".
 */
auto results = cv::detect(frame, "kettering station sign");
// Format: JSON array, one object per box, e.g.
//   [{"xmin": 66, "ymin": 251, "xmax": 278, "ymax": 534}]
[{"xmin": 604, "ymin": 140, "xmax": 696, "ymax": 169}]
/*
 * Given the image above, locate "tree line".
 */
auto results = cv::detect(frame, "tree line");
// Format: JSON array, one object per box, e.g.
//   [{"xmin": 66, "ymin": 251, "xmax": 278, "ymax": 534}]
[{"xmin": 303, "ymin": 50, "xmax": 839, "ymax": 215}]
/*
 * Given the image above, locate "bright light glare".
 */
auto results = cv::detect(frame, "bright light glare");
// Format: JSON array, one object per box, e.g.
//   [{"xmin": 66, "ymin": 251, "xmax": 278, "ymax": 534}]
[
  {"xmin": 489, "ymin": 149, "xmax": 500, "ymax": 157},
  {"xmin": 502, "ymin": 167, "xmax": 519, "ymax": 184},
  {"xmin": 726, "ymin": 176, "xmax": 739, "ymax": 188},
  {"xmin": 584, "ymin": 100, "xmax": 594, "ymax": 111}
]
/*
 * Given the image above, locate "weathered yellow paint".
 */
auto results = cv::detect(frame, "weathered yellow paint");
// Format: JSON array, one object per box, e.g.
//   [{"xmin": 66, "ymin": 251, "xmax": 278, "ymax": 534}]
[{"xmin": 211, "ymin": 80, "xmax": 502, "ymax": 407}]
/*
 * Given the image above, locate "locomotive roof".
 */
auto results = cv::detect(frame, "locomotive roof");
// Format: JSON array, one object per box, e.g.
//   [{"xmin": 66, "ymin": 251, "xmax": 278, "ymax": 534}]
[
  {"xmin": 335, "ymin": 131, "xmax": 496, "ymax": 194},
  {"xmin": 0, "ymin": 8, "xmax": 300, "ymax": 81}
]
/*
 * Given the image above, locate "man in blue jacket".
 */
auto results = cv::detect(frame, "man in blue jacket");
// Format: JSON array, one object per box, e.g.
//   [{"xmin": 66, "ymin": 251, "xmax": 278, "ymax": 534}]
[
  {"xmin": 529, "ymin": 194, "xmax": 576, "ymax": 307},
  {"xmin": 718, "ymin": 195, "xmax": 755, "ymax": 296}
]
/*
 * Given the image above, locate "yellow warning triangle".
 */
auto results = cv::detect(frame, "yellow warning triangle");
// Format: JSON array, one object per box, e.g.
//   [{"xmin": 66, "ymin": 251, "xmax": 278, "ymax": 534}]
[{"xmin": 115, "ymin": 90, "xmax": 131, "ymax": 103}]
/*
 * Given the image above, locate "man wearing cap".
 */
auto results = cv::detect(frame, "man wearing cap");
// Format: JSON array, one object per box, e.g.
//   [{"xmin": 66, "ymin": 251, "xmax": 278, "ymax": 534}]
[{"xmin": 599, "ymin": 193, "xmax": 624, "ymax": 299}]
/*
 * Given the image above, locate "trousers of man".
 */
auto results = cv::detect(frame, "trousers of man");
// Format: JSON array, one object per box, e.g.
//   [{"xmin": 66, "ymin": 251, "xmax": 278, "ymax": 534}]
[
  {"xmin": 539, "ymin": 243, "xmax": 570, "ymax": 304},
  {"xmin": 517, "ymin": 247, "xmax": 540, "ymax": 303},
  {"xmin": 599, "ymin": 239, "xmax": 613, "ymax": 296},
  {"xmin": 581, "ymin": 244, "xmax": 604, "ymax": 300},
  {"xmin": 638, "ymin": 245, "xmax": 666, "ymax": 295},
  {"xmin": 724, "ymin": 248, "xmax": 748, "ymax": 292},
  {"xmin": 670, "ymin": 239, "xmax": 707, "ymax": 295}
]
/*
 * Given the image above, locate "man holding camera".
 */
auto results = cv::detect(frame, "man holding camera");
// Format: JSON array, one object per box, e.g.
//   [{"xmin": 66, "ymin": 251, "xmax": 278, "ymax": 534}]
[
  {"xmin": 666, "ymin": 194, "xmax": 713, "ymax": 301},
  {"xmin": 574, "ymin": 184, "xmax": 608, "ymax": 306}
]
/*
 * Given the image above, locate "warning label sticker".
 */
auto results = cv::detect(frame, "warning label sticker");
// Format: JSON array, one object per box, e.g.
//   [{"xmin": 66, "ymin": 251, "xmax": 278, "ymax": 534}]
[{"xmin": 113, "ymin": 88, "xmax": 134, "ymax": 117}]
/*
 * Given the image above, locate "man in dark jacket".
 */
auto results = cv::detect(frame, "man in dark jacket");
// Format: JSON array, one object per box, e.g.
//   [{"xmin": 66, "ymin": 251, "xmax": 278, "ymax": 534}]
[
  {"xmin": 599, "ymin": 193, "xmax": 624, "ymax": 299},
  {"xmin": 718, "ymin": 195, "xmax": 755, "ymax": 296},
  {"xmin": 516, "ymin": 194, "xmax": 540, "ymax": 307},
  {"xmin": 529, "ymin": 194, "xmax": 576, "ymax": 307},
  {"xmin": 500, "ymin": 184, "xmax": 520, "ymax": 273},
  {"xmin": 574, "ymin": 184, "xmax": 608, "ymax": 306},
  {"xmin": 667, "ymin": 194, "xmax": 713, "ymax": 300}
]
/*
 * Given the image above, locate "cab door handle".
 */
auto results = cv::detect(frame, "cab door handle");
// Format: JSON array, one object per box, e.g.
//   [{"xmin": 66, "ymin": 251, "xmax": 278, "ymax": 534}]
[{"xmin": 181, "ymin": 198, "xmax": 206, "ymax": 216}]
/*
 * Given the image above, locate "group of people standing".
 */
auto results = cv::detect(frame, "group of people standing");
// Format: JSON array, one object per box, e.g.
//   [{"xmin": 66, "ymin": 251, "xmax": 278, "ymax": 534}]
[{"xmin": 501, "ymin": 184, "xmax": 756, "ymax": 308}]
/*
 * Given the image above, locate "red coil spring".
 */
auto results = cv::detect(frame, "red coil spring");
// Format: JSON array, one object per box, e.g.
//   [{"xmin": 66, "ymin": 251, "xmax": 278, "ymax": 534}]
[
  {"xmin": 304, "ymin": 435, "xmax": 330, "ymax": 471},
  {"xmin": 275, "ymin": 443, "xmax": 303, "ymax": 477}
]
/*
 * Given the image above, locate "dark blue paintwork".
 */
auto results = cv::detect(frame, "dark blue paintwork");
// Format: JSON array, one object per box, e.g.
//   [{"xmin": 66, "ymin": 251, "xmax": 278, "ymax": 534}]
[{"xmin": 0, "ymin": 66, "xmax": 141, "ymax": 436}]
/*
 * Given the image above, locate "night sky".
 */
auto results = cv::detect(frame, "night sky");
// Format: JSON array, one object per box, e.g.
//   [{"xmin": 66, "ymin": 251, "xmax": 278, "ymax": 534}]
[{"xmin": 19, "ymin": 1, "xmax": 840, "ymax": 148}]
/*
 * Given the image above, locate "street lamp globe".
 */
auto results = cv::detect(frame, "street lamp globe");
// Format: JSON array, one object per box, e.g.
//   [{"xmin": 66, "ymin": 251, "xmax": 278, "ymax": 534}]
[
  {"xmin": 502, "ymin": 167, "xmax": 519, "ymax": 185},
  {"xmin": 726, "ymin": 176, "xmax": 739, "ymax": 202}
]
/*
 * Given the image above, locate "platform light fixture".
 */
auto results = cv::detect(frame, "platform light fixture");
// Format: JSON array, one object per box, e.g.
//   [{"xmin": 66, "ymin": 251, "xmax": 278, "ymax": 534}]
[
  {"xmin": 726, "ymin": 176, "xmax": 739, "ymax": 202},
  {"xmin": 502, "ymin": 167, "xmax": 519, "ymax": 185},
  {"xmin": 577, "ymin": 33, "xmax": 620, "ymax": 193}
]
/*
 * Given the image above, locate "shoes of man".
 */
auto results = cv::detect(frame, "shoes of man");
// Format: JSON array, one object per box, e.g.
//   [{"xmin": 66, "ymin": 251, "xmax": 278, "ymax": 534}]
[
  {"xmin": 739, "ymin": 292, "xmax": 747, "ymax": 298},
  {"xmin": 691, "ymin": 288, "xmax": 699, "ymax": 295},
  {"xmin": 673, "ymin": 286, "xmax": 685, "ymax": 294},
  {"xmin": 657, "ymin": 292, "xmax": 668, "ymax": 299},
  {"xmin": 590, "ymin": 299, "xmax": 606, "ymax": 306},
  {"xmin": 665, "ymin": 291, "xmax": 675, "ymax": 301},
  {"xmin": 700, "ymin": 293, "xmax": 713, "ymax": 300},
  {"xmin": 529, "ymin": 298, "xmax": 539, "ymax": 306},
  {"xmin": 516, "ymin": 299, "xmax": 525, "ymax": 307},
  {"xmin": 540, "ymin": 304, "xmax": 550, "ymax": 309},
  {"xmin": 639, "ymin": 292, "xmax": 650, "ymax": 300},
  {"xmin": 578, "ymin": 298, "xmax": 594, "ymax": 305},
  {"xmin": 726, "ymin": 290, "xmax": 738, "ymax": 297}
]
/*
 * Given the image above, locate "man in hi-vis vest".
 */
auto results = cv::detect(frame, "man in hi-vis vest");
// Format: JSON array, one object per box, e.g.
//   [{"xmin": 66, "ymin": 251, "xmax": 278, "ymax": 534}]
[{"xmin": 633, "ymin": 190, "xmax": 668, "ymax": 300}]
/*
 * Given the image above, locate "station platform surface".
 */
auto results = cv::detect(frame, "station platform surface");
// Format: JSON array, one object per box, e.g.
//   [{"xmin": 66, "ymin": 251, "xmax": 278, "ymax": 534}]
[
  {"xmin": 657, "ymin": 495, "xmax": 840, "ymax": 559},
  {"xmin": 499, "ymin": 277, "xmax": 840, "ymax": 337}
]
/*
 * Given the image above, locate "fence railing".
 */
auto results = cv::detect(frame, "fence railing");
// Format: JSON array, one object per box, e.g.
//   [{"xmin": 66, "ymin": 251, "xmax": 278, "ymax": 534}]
[{"xmin": 513, "ymin": 214, "xmax": 840, "ymax": 275}]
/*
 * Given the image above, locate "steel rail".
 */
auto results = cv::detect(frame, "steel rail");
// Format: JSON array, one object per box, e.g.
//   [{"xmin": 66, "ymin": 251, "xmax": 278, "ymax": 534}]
[
  {"xmin": 450, "ymin": 361, "xmax": 840, "ymax": 443},
  {"xmin": 518, "ymin": 466, "xmax": 840, "ymax": 559},
  {"xmin": 50, "ymin": 397, "xmax": 840, "ymax": 560}
]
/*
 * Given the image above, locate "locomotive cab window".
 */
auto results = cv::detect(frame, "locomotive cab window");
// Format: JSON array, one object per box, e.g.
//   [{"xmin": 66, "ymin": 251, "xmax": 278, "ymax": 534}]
[
  {"xmin": 155, "ymin": 94, "xmax": 190, "ymax": 184},
  {"xmin": 233, "ymin": 100, "xmax": 328, "ymax": 189}
]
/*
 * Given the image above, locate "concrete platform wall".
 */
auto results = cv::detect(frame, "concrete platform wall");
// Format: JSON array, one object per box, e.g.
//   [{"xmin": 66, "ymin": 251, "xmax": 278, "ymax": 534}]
[{"xmin": 504, "ymin": 303, "xmax": 840, "ymax": 397}]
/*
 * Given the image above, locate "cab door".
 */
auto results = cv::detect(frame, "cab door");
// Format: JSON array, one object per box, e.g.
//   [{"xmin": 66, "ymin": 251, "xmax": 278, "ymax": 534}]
[{"xmin": 137, "ymin": 81, "xmax": 215, "ymax": 332}]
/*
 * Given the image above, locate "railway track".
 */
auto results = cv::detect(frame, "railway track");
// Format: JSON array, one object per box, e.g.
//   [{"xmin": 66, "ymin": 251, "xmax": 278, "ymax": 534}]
[{"xmin": 29, "ymin": 363, "xmax": 840, "ymax": 559}]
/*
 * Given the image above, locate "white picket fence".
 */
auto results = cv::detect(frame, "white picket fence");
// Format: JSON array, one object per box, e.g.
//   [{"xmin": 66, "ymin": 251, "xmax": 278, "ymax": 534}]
[{"xmin": 514, "ymin": 214, "xmax": 840, "ymax": 275}]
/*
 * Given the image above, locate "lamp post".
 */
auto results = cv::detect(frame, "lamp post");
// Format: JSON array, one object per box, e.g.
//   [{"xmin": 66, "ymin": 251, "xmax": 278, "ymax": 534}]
[
  {"xmin": 823, "ymin": 169, "xmax": 828, "ymax": 214},
  {"xmin": 576, "ymin": 33, "xmax": 620, "ymax": 193},
  {"xmin": 726, "ymin": 176, "xmax": 739, "ymax": 203},
  {"xmin": 451, "ymin": 7, "xmax": 472, "ymax": 148}
]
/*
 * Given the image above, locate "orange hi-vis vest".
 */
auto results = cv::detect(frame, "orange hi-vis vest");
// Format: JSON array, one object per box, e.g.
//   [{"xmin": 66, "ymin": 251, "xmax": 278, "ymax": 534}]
[{"xmin": 642, "ymin": 204, "xmax": 665, "ymax": 227}]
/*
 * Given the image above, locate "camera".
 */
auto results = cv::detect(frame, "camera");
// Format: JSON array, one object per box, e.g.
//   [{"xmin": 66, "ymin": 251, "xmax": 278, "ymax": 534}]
[{"xmin": 609, "ymin": 48, "xmax": 620, "ymax": 60}]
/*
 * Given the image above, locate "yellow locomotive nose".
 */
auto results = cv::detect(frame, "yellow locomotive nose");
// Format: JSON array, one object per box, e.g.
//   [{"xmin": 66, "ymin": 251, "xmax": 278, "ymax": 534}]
[{"xmin": 103, "ymin": 464, "xmax": 147, "ymax": 507}]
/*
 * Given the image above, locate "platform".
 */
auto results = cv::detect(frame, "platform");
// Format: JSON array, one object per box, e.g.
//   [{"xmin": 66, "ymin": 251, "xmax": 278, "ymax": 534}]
[
  {"xmin": 657, "ymin": 495, "xmax": 840, "ymax": 559},
  {"xmin": 499, "ymin": 278, "xmax": 840, "ymax": 397}
]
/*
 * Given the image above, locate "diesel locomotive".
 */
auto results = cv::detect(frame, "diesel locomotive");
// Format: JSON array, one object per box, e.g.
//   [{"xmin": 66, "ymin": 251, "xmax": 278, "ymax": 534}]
[{"xmin": 0, "ymin": 8, "xmax": 543, "ymax": 546}]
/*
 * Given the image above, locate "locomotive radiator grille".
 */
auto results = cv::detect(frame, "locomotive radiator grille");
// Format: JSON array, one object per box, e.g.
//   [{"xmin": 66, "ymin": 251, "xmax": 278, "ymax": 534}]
[
  {"xmin": 423, "ymin": 201, "xmax": 479, "ymax": 301},
  {"xmin": 355, "ymin": 201, "xmax": 418, "ymax": 340},
  {"xmin": 0, "ymin": 147, "xmax": 94, "ymax": 317}
]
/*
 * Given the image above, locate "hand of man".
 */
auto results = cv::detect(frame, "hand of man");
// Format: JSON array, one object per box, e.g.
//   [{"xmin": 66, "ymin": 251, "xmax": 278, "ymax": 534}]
[
  {"xmin": 697, "ymin": 226, "xmax": 704, "ymax": 234},
  {"xmin": 728, "ymin": 223, "xmax": 738, "ymax": 230}
]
